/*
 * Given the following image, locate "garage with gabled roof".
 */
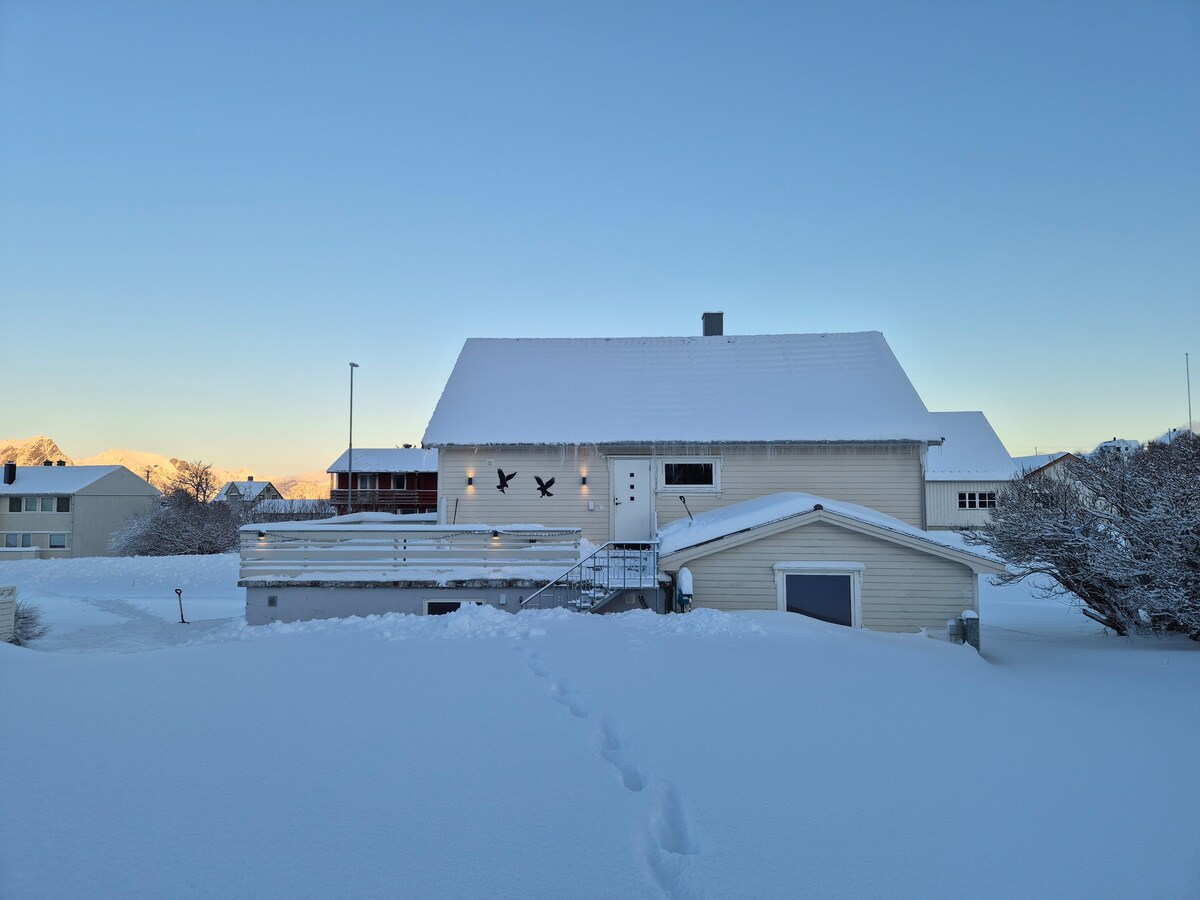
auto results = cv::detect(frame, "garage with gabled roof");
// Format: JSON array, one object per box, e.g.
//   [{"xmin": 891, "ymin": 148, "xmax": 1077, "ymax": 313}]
[{"xmin": 658, "ymin": 492, "xmax": 1005, "ymax": 632}]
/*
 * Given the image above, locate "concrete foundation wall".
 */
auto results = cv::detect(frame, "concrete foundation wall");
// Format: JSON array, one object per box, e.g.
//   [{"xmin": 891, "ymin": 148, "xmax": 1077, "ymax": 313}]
[{"xmin": 245, "ymin": 584, "xmax": 537, "ymax": 625}]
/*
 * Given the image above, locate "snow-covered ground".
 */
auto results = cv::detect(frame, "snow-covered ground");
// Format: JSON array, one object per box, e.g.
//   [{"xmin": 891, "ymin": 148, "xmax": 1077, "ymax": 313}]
[{"xmin": 2, "ymin": 555, "xmax": 1197, "ymax": 899}]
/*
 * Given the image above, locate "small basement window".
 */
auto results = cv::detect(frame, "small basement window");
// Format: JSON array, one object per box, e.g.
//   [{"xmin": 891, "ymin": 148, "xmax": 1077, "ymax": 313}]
[
  {"xmin": 267, "ymin": 595, "xmax": 278, "ymax": 607},
  {"xmin": 425, "ymin": 600, "xmax": 485, "ymax": 616},
  {"xmin": 48, "ymin": 533, "xmax": 68, "ymax": 549},
  {"xmin": 659, "ymin": 459, "xmax": 720, "ymax": 492}
]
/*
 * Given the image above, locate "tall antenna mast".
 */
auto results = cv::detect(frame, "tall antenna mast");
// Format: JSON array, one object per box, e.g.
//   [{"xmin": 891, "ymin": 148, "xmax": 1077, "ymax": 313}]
[{"xmin": 1188, "ymin": 352, "xmax": 1194, "ymax": 435}]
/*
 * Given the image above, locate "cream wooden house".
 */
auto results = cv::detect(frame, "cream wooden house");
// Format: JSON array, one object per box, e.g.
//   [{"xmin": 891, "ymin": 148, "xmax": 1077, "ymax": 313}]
[{"xmin": 420, "ymin": 328, "xmax": 1004, "ymax": 631}]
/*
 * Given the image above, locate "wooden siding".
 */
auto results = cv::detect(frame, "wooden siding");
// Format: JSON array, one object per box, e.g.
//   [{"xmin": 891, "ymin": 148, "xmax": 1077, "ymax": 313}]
[
  {"xmin": 925, "ymin": 480, "xmax": 1008, "ymax": 530},
  {"xmin": 0, "ymin": 586, "xmax": 14, "ymax": 642},
  {"xmin": 438, "ymin": 443, "xmax": 926, "ymax": 543},
  {"xmin": 668, "ymin": 520, "xmax": 977, "ymax": 632},
  {"xmin": 72, "ymin": 470, "xmax": 161, "ymax": 557},
  {"xmin": 440, "ymin": 445, "xmax": 610, "ymax": 541}
]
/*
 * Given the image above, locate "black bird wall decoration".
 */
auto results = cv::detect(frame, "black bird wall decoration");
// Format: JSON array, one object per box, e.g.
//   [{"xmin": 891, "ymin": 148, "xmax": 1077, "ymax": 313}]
[
  {"xmin": 535, "ymin": 476, "xmax": 555, "ymax": 497},
  {"xmin": 496, "ymin": 469, "xmax": 517, "ymax": 492}
]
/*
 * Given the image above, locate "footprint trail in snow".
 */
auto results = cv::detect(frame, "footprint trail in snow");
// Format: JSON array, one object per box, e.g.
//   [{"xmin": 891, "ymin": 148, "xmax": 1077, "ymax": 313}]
[{"xmin": 523, "ymin": 646, "xmax": 704, "ymax": 900}]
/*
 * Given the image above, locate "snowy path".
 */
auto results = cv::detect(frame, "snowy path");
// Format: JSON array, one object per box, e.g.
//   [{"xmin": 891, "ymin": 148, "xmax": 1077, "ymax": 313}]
[{"xmin": 524, "ymin": 642, "xmax": 703, "ymax": 899}]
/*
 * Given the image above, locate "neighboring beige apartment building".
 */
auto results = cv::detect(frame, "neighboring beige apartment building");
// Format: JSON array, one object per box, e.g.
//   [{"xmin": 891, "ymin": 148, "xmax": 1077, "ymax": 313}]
[{"xmin": 1, "ymin": 463, "xmax": 160, "ymax": 559}]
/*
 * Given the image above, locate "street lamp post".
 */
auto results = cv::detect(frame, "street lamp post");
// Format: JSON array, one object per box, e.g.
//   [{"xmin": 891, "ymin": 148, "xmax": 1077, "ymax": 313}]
[{"xmin": 348, "ymin": 362, "xmax": 359, "ymax": 514}]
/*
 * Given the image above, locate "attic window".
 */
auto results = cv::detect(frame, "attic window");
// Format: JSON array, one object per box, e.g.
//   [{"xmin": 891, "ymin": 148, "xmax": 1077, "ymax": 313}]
[{"xmin": 660, "ymin": 459, "xmax": 720, "ymax": 493}]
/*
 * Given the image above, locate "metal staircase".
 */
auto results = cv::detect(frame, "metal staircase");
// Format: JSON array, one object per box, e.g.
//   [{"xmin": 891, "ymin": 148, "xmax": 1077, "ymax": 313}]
[{"xmin": 521, "ymin": 541, "xmax": 659, "ymax": 612}]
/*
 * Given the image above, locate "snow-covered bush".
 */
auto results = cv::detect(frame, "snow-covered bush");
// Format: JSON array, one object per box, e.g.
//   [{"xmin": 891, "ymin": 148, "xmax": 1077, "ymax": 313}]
[
  {"xmin": 966, "ymin": 432, "xmax": 1200, "ymax": 638},
  {"xmin": 10, "ymin": 600, "xmax": 50, "ymax": 646},
  {"xmin": 110, "ymin": 490, "xmax": 241, "ymax": 556}
]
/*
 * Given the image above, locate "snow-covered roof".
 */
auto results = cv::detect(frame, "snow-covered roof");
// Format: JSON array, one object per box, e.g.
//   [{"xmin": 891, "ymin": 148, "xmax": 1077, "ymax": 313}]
[
  {"xmin": 1152, "ymin": 424, "xmax": 1198, "ymax": 445},
  {"xmin": 0, "ymin": 465, "xmax": 125, "ymax": 495},
  {"xmin": 1013, "ymin": 452, "xmax": 1073, "ymax": 474},
  {"xmin": 216, "ymin": 480, "xmax": 275, "ymax": 501},
  {"xmin": 422, "ymin": 332, "xmax": 940, "ymax": 446},
  {"xmin": 327, "ymin": 448, "xmax": 439, "ymax": 473},
  {"xmin": 1089, "ymin": 438, "xmax": 1141, "ymax": 457},
  {"xmin": 924, "ymin": 412, "xmax": 1018, "ymax": 482},
  {"xmin": 657, "ymin": 491, "xmax": 1002, "ymax": 570}
]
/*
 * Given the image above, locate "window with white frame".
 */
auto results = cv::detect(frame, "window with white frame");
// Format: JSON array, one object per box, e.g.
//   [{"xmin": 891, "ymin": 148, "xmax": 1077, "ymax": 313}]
[
  {"xmin": 659, "ymin": 459, "xmax": 721, "ymax": 492},
  {"xmin": 6, "ymin": 496, "xmax": 64, "ymax": 512},
  {"xmin": 49, "ymin": 533, "xmax": 68, "ymax": 549},
  {"xmin": 957, "ymin": 491, "xmax": 997, "ymax": 510},
  {"xmin": 3, "ymin": 533, "xmax": 33, "ymax": 548}
]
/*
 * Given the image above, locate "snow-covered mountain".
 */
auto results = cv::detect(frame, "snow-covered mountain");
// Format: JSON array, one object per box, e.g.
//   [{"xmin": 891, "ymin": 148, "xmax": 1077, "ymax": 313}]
[
  {"xmin": 1, "ymin": 436, "xmax": 329, "ymax": 499},
  {"xmin": 0, "ymin": 436, "xmax": 71, "ymax": 467}
]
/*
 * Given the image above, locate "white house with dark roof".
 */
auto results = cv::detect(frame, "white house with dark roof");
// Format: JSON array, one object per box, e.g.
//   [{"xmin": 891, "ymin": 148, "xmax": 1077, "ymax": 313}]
[
  {"xmin": 1, "ymin": 463, "xmax": 159, "ymax": 559},
  {"xmin": 924, "ymin": 411, "xmax": 1018, "ymax": 529}
]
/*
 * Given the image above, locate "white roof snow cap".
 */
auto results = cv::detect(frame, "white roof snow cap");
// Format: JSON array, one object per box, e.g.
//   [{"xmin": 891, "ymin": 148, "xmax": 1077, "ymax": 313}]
[
  {"xmin": 925, "ymin": 412, "xmax": 1018, "ymax": 481},
  {"xmin": 422, "ymin": 332, "xmax": 940, "ymax": 446},
  {"xmin": 327, "ymin": 448, "xmax": 439, "ymax": 473},
  {"xmin": 0, "ymin": 465, "xmax": 123, "ymax": 494},
  {"xmin": 657, "ymin": 491, "xmax": 1003, "ymax": 569}
]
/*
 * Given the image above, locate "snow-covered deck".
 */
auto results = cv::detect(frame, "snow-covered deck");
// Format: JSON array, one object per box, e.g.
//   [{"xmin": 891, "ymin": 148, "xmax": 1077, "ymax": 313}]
[{"xmin": 238, "ymin": 519, "xmax": 583, "ymax": 585}]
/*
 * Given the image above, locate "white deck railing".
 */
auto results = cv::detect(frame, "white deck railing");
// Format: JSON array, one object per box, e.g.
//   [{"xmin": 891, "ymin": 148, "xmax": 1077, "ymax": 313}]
[{"xmin": 238, "ymin": 523, "xmax": 583, "ymax": 582}]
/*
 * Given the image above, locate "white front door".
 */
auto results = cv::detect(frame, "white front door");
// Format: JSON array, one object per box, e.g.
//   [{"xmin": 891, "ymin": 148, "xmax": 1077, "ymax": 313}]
[{"xmin": 610, "ymin": 457, "xmax": 654, "ymax": 542}]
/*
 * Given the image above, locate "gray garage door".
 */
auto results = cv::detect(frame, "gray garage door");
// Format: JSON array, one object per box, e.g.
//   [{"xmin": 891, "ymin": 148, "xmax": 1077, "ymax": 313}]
[{"xmin": 785, "ymin": 574, "xmax": 852, "ymax": 626}]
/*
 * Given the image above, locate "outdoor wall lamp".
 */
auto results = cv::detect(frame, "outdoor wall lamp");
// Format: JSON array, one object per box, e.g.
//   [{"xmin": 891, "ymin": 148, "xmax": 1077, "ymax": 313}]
[
  {"xmin": 467, "ymin": 476, "xmax": 473, "ymax": 486},
  {"xmin": 581, "ymin": 476, "xmax": 587, "ymax": 486}
]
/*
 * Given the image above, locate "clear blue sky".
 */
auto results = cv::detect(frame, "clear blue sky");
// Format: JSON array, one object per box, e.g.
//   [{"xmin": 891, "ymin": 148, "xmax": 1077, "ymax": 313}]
[{"xmin": 2, "ymin": 1, "xmax": 1197, "ymax": 474}]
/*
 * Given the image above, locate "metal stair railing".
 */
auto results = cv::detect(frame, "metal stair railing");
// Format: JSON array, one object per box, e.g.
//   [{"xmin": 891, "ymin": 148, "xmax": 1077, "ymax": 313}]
[{"xmin": 521, "ymin": 541, "xmax": 659, "ymax": 611}]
